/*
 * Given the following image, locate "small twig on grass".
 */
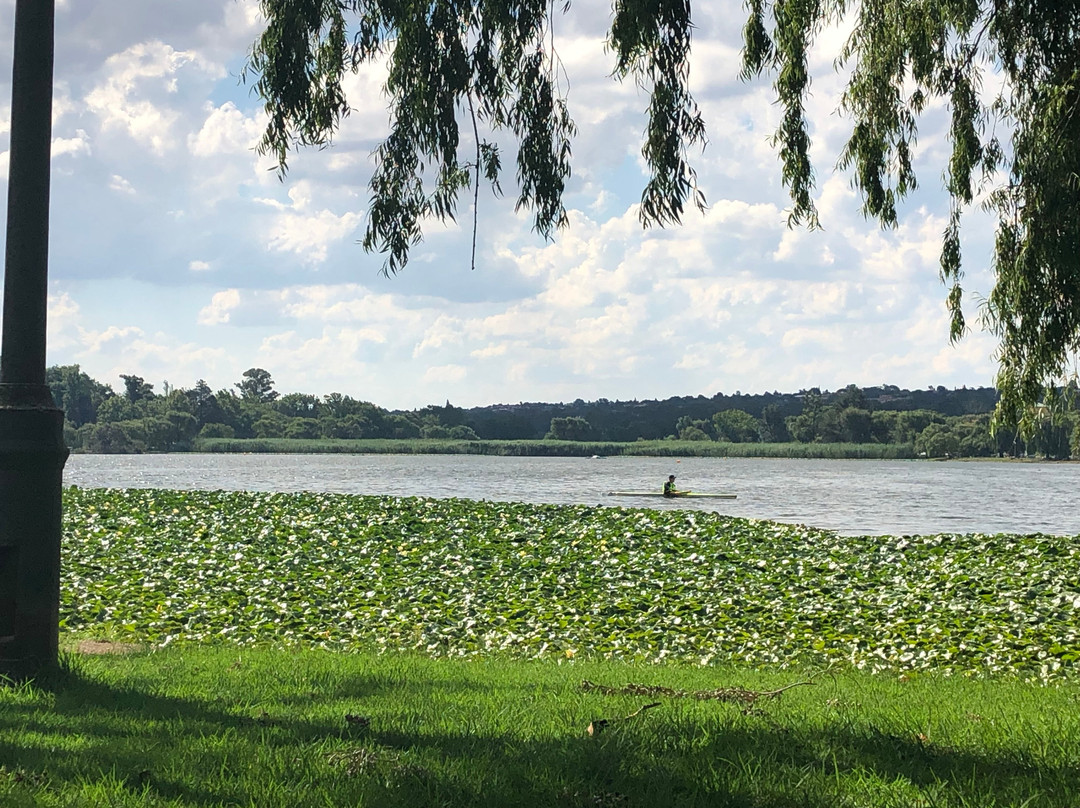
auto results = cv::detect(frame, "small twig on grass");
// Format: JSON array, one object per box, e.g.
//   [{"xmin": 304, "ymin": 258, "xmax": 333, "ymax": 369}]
[
  {"xmin": 587, "ymin": 701, "xmax": 662, "ymax": 736},
  {"xmin": 581, "ymin": 675, "xmax": 820, "ymax": 711},
  {"xmin": 326, "ymin": 747, "xmax": 382, "ymax": 776},
  {"xmin": 580, "ymin": 662, "xmax": 839, "ymax": 709}
]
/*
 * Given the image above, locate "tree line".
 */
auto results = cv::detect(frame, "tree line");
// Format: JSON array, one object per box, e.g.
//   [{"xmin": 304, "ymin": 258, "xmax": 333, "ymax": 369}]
[
  {"xmin": 47, "ymin": 366, "xmax": 1080, "ymax": 459},
  {"xmin": 662, "ymin": 388, "xmax": 1077, "ymax": 460}
]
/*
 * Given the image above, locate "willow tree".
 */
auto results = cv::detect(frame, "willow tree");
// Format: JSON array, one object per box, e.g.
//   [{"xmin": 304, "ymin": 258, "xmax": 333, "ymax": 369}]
[
  {"xmin": 245, "ymin": 0, "xmax": 705, "ymax": 277},
  {"xmin": 742, "ymin": 0, "xmax": 1080, "ymax": 432},
  {"xmin": 247, "ymin": 1, "xmax": 1079, "ymax": 430}
]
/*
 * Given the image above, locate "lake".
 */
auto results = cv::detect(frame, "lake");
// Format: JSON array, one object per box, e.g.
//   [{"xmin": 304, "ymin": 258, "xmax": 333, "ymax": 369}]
[{"xmin": 62, "ymin": 453, "xmax": 1080, "ymax": 537}]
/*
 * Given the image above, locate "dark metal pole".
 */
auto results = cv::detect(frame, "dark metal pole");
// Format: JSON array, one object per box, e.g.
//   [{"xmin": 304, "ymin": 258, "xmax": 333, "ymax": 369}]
[{"xmin": 0, "ymin": 0, "xmax": 68, "ymax": 679}]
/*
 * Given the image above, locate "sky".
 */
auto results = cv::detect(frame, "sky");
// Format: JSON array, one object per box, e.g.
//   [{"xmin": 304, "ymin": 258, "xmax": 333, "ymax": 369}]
[{"xmin": 0, "ymin": 0, "xmax": 1003, "ymax": 410}]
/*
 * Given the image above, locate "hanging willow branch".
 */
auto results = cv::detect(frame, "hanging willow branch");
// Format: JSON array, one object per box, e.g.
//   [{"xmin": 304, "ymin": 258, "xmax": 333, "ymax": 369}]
[
  {"xmin": 245, "ymin": 0, "xmax": 706, "ymax": 276},
  {"xmin": 741, "ymin": 0, "xmax": 1080, "ymax": 434}
]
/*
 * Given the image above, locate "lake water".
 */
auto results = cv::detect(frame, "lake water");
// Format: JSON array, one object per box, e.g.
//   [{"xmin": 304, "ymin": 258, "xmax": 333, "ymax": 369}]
[{"xmin": 62, "ymin": 453, "xmax": 1080, "ymax": 537}]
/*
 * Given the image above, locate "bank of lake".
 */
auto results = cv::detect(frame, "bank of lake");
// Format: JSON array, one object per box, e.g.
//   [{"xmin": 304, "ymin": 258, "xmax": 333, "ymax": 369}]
[{"xmin": 193, "ymin": 437, "xmax": 919, "ymax": 459}]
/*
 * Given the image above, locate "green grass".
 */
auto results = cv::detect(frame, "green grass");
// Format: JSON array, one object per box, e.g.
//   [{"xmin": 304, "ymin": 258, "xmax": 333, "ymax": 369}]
[
  {"xmin": 3, "ymin": 646, "xmax": 1079, "ymax": 807},
  {"xmin": 193, "ymin": 437, "xmax": 916, "ymax": 459}
]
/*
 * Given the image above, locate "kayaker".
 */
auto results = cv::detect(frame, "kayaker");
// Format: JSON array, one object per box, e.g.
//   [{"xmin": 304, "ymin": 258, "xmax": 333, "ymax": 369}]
[{"xmin": 663, "ymin": 475, "xmax": 680, "ymax": 497}]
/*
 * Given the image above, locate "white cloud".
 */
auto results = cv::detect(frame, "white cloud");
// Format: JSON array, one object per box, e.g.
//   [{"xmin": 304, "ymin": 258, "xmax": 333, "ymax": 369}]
[
  {"xmin": 51, "ymin": 87, "xmax": 79, "ymax": 126},
  {"xmin": 781, "ymin": 325, "xmax": 847, "ymax": 350},
  {"xmin": 248, "ymin": 326, "xmax": 392, "ymax": 394},
  {"xmin": 81, "ymin": 325, "xmax": 146, "ymax": 354},
  {"xmin": 52, "ymin": 129, "xmax": 91, "ymax": 158},
  {"xmin": 189, "ymin": 260, "xmax": 211, "ymax": 272},
  {"xmin": 423, "ymin": 364, "xmax": 467, "ymax": 384},
  {"xmin": 276, "ymin": 286, "xmax": 411, "ymax": 328},
  {"xmin": 413, "ymin": 314, "xmax": 467, "ymax": 356},
  {"xmin": 84, "ymin": 40, "xmax": 221, "ymax": 155},
  {"xmin": 92, "ymin": 338, "xmax": 232, "ymax": 389},
  {"xmin": 195, "ymin": 0, "xmax": 265, "ymax": 59},
  {"xmin": 675, "ymin": 341, "xmax": 726, "ymax": 371},
  {"xmin": 47, "ymin": 292, "xmax": 83, "ymax": 350},
  {"xmin": 188, "ymin": 102, "xmax": 262, "ymax": 157},
  {"xmin": 783, "ymin": 282, "xmax": 851, "ymax": 320},
  {"xmin": 265, "ymin": 209, "xmax": 364, "ymax": 264},
  {"xmin": 260, "ymin": 327, "xmax": 386, "ymax": 361},
  {"xmin": 109, "ymin": 174, "xmax": 136, "ymax": 194},
  {"xmin": 471, "ymin": 343, "xmax": 508, "ymax": 359},
  {"xmin": 198, "ymin": 289, "xmax": 241, "ymax": 325}
]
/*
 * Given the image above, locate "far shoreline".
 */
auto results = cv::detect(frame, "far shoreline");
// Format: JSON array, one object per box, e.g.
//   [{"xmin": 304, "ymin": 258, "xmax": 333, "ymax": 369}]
[{"xmin": 63, "ymin": 437, "xmax": 1074, "ymax": 462}]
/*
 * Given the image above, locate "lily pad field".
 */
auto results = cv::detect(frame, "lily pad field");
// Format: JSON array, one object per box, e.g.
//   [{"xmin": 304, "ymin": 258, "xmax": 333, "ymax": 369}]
[{"xmin": 62, "ymin": 487, "xmax": 1080, "ymax": 680}]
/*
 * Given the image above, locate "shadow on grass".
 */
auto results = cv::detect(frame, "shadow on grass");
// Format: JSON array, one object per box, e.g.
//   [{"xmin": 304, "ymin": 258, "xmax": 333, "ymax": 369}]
[
  {"xmin": 2, "ymin": 660, "xmax": 1076, "ymax": 807},
  {"xmin": 363, "ymin": 721, "xmax": 1078, "ymax": 807},
  {"xmin": 0, "ymin": 656, "xmax": 353, "ymax": 806}
]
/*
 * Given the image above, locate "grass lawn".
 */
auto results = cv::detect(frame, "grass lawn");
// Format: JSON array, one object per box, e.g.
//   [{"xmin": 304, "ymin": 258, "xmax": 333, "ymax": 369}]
[{"xmin": 3, "ymin": 645, "xmax": 1078, "ymax": 807}]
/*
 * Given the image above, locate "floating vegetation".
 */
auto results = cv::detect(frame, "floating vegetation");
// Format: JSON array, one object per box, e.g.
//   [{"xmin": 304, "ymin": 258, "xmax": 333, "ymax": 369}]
[{"xmin": 62, "ymin": 488, "xmax": 1080, "ymax": 679}]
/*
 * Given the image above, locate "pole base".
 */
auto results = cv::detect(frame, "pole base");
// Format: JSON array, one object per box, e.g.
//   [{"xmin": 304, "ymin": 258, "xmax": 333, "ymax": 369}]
[{"xmin": 0, "ymin": 391, "xmax": 67, "ymax": 680}]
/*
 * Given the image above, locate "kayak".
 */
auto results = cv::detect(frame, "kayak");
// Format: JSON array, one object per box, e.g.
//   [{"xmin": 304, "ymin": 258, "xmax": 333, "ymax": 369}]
[{"xmin": 605, "ymin": 491, "xmax": 737, "ymax": 500}]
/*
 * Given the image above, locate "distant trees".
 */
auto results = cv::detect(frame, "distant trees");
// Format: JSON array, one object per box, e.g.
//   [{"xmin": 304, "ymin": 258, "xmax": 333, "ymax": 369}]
[
  {"xmin": 386, "ymin": 414, "xmax": 422, "ymax": 439},
  {"xmin": 120, "ymin": 374, "xmax": 154, "ymax": 404},
  {"xmin": 664, "ymin": 391, "xmax": 1079, "ymax": 460},
  {"xmin": 712, "ymin": 409, "xmax": 760, "ymax": 442},
  {"xmin": 786, "ymin": 391, "xmax": 826, "ymax": 443},
  {"xmin": 448, "ymin": 425, "xmax": 480, "ymax": 440},
  {"xmin": 275, "ymin": 393, "xmax": 320, "ymax": 419},
  {"xmin": 199, "ymin": 423, "xmax": 235, "ymax": 439},
  {"xmin": 839, "ymin": 407, "xmax": 873, "ymax": 443},
  {"xmin": 1025, "ymin": 411, "xmax": 1074, "ymax": 461},
  {"xmin": 236, "ymin": 368, "xmax": 278, "ymax": 404},
  {"xmin": 759, "ymin": 404, "xmax": 791, "ymax": 443},
  {"xmin": 546, "ymin": 416, "xmax": 592, "ymax": 441},
  {"xmin": 96, "ymin": 396, "xmax": 137, "ymax": 424},
  {"xmin": 675, "ymin": 415, "xmax": 712, "ymax": 441},
  {"xmin": 914, "ymin": 424, "xmax": 961, "ymax": 459},
  {"xmin": 188, "ymin": 380, "xmax": 225, "ymax": 429},
  {"xmin": 45, "ymin": 369, "xmax": 1078, "ymax": 459},
  {"xmin": 46, "ymin": 365, "xmax": 111, "ymax": 427},
  {"xmin": 59, "ymin": 376, "xmax": 410, "ymax": 451},
  {"xmin": 81, "ymin": 422, "xmax": 138, "ymax": 454},
  {"xmin": 873, "ymin": 410, "xmax": 942, "ymax": 444}
]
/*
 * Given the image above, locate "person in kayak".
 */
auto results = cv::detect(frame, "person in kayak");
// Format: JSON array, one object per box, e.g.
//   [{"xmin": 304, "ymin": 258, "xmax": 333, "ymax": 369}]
[{"xmin": 663, "ymin": 475, "xmax": 681, "ymax": 497}]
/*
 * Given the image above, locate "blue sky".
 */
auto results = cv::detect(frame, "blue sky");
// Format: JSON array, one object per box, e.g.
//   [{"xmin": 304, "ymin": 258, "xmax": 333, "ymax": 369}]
[{"xmin": 0, "ymin": 0, "xmax": 1001, "ymax": 409}]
